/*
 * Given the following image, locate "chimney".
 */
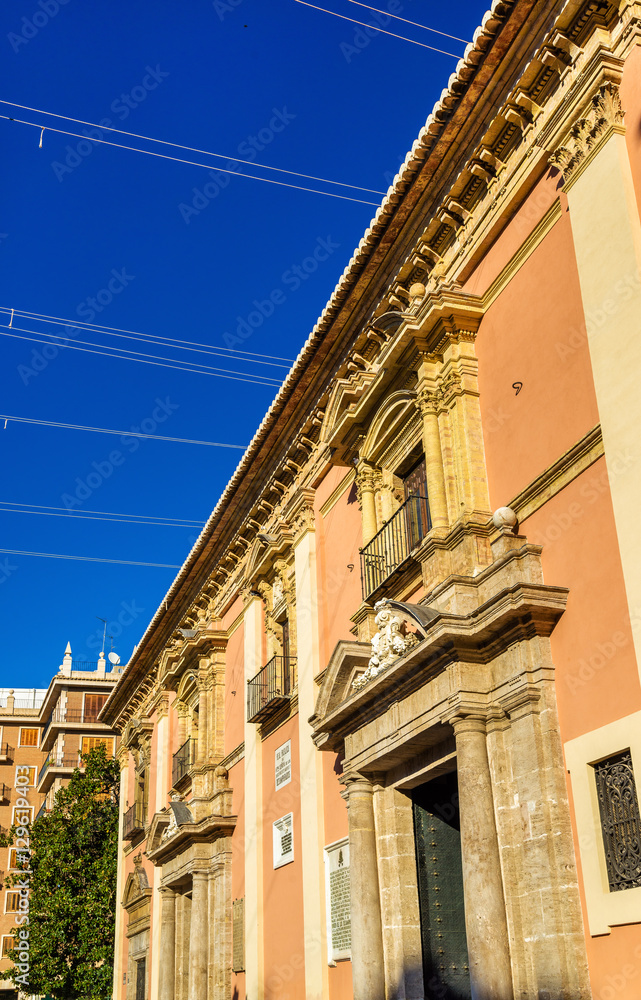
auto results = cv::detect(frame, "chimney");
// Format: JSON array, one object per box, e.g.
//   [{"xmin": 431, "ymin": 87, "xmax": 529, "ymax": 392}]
[
  {"xmin": 97, "ymin": 652, "xmax": 106, "ymax": 678},
  {"xmin": 6, "ymin": 690, "xmax": 14, "ymax": 713}
]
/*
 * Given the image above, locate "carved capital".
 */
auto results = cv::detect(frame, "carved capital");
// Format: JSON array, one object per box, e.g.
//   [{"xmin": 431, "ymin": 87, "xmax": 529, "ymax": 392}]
[{"xmin": 549, "ymin": 84, "xmax": 625, "ymax": 181}]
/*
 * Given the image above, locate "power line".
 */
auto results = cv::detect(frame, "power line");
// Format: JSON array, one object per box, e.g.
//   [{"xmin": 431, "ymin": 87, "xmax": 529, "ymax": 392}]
[
  {"xmin": 0, "ymin": 504, "xmax": 204, "ymax": 528},
  {"xmin": 0, "ymin": 413, "xmax": 247, "ymax": 449},
  {"xmin": 0, "ymin": 98, "xmax": 387, "ymax": 197},
  {"xmin": 0, "ymin": 547, "xmax": 181, "ymax": 568},
  {"xmin": 0, "ymin": 114, "xmax": 381, "ymax": 208},
  {"xmin": 3, "ymin": 322, "xmax": 283, "ymax": 383},
  {"xmin": 291, "ymin": 0, "xmax": 463, "ymax": 56},
  {"xmin": 0, "ymin": 328, "xmax": 282, "ymax": 387},
  {"xmin": 3, "ymin": 306, "xmax": 295, "ymax": 365},
  {"xmin": 342, "ymin": 0, "xmax": 468, "ymax": 43},
  {"xmin": 0, "ymin": 500, "xmax": 203, "ymax": 524}
]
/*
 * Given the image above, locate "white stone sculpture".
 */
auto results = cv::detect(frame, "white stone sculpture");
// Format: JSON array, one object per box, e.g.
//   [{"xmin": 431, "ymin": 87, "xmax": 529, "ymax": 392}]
[{"xmin": 353, "ymin": 600, "xmax": 419, "ymax": 690}]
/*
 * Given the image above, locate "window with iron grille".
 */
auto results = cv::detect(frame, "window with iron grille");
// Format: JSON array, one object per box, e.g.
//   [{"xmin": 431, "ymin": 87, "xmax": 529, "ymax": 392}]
[{"xmin": 594, "ymin": 749, "xmax": 641, "ymax": 892}]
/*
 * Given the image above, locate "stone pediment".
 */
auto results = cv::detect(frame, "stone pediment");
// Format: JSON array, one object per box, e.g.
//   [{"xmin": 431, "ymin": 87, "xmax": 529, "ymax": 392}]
[
  {"xmin": 320, "ymin": 370, "xmax": 379, "ymax": 454},
  {"xmin": 310, "ymin": 640, "xmax": 370, "ymax": 728},
  {"xmin": 123, "ymin": 856, "xmax": 152, "ymax": 910}
]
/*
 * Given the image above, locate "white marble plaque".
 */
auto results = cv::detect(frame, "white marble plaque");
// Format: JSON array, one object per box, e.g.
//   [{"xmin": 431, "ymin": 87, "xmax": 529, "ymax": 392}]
[
  {"xmin": 275, "ymin": 739, "xmax": 291, "ymax": 790},
  {"xmin": 325, "ymin": 838, "xmax": 351, "ymax": 962},
  {"xmin": 273, "ymin": 812, "xmax": 294, "ymax": 868}
]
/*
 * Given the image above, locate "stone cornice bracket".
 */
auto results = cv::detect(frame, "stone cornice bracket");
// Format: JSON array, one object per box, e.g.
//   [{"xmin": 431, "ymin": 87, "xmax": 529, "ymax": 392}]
[
  {"xmin": 441, "ymin": 695, "xmax": 491, "ymax": 730},
  {"xmin": 549, "ymin": 83, "xmax": 625, "ymax": 183},
  {"xmin": 497, "ymin": 676, "xmax": 542, "ymax": 721},
  {"xmin": 283, "ymin": 486, "xmax": 315, "ymax": 541}
]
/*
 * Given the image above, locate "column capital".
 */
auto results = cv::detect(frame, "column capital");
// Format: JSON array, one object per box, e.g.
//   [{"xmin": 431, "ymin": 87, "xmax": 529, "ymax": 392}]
[{"xmin": 158, "ymin": 885, "xmax": 177, "ymax": 899}]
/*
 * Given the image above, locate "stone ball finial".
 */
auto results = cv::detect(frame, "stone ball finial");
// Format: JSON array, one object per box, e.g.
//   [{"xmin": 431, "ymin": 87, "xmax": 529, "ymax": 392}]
[
  {"xmin": 492, "ymin": 506, "xmax": 518, "ymax": 531},
  {"xmin": 409, "ymin": 282, "xmax": 426, "ymax": 302}
]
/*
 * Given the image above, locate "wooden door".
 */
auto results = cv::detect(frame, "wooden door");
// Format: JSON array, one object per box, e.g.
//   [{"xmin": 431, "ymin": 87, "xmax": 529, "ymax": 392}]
[
  {"xmin": 135, "ymin": 957, "xmax": 146, "ymax": 1000},
  {"xmin": 412, "ymin": 771, "xmax": 471, "ymax": 999}
]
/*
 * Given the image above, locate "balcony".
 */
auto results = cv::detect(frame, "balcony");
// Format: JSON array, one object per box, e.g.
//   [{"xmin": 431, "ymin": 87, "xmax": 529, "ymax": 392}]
[
  {"xmin": 123, "ymin": 803, "xmax": 146, "ymax": 840},
  {"xmin": 360, "ymin": 494, "xmax": 431, "ymax": 598},
  {"xmin": 247, "ymin": 655, "xmax": 296, "ymax": 724},
  {"xmin": 0, "ymin": 743, "xmax": 12, "ymax": 762},
  {"xmin": 37, "ymin": 753, "xmax": 81, "ymax": 793},
  {"xmin": 172, "ymin": 738, "xmax": 195, "ymax": 787},
  {"xmin": 42, "ymin": 705, "xmax": 108, "ymax": 745}
]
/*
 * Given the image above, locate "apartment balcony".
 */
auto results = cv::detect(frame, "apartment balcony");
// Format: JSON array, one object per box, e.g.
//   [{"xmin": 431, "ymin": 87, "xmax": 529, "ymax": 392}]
[
  {"xmin": 360, "ymin": 494, "xmax": 431, "ymax": 598},
  {"xmin": 172, "ymin": 738, "xmax": 195, "ymax": 788},
  {"xmin": 247, "ymin": 655, "xmax": 296, "ymax": 724},
  {"xmin": 41, "ymin": 705, "xmax": 110, "ymax": 748},
  {"xmin": 123, "ymin": 803, "xmax": 146, "ymax": 841},
  {"xmin": 0, "ymin": 743, "xmax": 12, "ymax": 762},
  {"xmin": 37, "ymin": 753, "xmax": 81, "ymax": 794}
]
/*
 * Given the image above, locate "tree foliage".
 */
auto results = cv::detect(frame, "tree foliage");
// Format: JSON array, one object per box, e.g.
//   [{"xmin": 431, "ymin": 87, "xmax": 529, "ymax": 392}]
[{"xmin": 0, "ymin": 746, "xmax": 120, "ymax": 999}]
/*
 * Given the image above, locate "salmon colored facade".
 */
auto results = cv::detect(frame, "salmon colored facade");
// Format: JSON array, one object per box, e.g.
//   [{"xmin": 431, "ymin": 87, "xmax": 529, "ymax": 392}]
[{"xmin": 104, "ymin": 2, "xmax": 641, "ymax": 998}]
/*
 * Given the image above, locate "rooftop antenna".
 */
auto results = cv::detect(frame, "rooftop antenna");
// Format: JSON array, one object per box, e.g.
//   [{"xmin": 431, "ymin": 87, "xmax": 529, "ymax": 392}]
[{"xmin": 96, "ymin": 617, "xmax": 107, "ymax": 656}]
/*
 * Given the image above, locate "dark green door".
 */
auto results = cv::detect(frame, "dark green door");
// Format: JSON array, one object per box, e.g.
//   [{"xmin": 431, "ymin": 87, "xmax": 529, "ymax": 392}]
[{"xmin": 412, "ymin": 771, "xmax": 471, "ymax": 1000}]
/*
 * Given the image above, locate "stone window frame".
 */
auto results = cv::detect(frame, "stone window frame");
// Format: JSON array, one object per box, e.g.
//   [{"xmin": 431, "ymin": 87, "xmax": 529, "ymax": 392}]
[{"xmin": 564, "ymin": 710, "xmax": 641, "ymax": 935}]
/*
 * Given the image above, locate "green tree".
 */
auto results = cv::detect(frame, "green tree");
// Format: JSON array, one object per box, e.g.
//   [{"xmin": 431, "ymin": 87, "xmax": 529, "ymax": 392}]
[{"xmin": 0, "ymin": 745, "xmax": 120, "ymax": 999}]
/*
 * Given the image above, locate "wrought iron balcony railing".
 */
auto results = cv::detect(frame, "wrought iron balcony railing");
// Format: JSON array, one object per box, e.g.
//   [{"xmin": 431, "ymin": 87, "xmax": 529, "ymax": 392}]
[
  {"xmin": 0, "ymin": 743, "xmax": 11, "ymax": 758},
  {"xmin": 172, "ymin": 738, "xmax": 195, "ymax": 787},
  {"xmin": 247, "ymin": 655, "xmax": 296, "ymax": 724},
  {"xmin": 360, "ymin": 494, "xmax": 431, "ymax": 598},
  {"xmin": 123, "ymin": 803, "xmax": 146, "ymax": 840}
]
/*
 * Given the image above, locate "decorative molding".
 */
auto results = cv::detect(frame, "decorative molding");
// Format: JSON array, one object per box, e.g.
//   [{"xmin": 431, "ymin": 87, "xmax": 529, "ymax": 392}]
[
  {"xmin": 549, "ymin": 83, "xmax": 625, "ymax": 183},
  {"xmin": 508, "ymin": 424, "xmax": 604, "ymax": 524}
]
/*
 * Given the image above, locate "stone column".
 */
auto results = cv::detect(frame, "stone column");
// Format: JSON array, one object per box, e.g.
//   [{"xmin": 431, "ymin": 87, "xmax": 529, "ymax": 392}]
[
  {"xmin": 188, "ymin": 870, "xmax": 209, "ymax": 1000},
  {"xmin": 111, "ymin": 751, "xmax": 129, "ymax": 1000},
  {"xmin": 356, "ymin": 460, "xmax": 380, "ymax": 545},
  {"xmin": 416, "ymin": 367, "xmax": 448, "ymax": 529},
  {"xmin": 452, "ymin": 716, "xmax": 513, "ymax": 1000},
  {"xmin": 197, "ymin": 660, "xmax": 211, "ymax": 764},
  {"xmin": 344, "ymin": 774, "xmax": 385, "ymax": 1000},
  {"xmin": 159, "ymin": 888, "xmax": 177, "ymax": 1000}
]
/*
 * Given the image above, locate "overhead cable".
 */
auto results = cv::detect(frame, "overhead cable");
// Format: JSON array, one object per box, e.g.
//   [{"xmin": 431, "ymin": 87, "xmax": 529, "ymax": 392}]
[
  {"xmin": 291, "ymin": 0, "xmax": 462, "ymax": 56},
  {"xmin": 342, "ymin": 0, "xmax": 468, "ymax": 42},
  {"xmin": 0, "ymin": 504, "xmax": 204, "ymax": 528},
  {"xmin": 0, "ymin": 328, "xmax": 282, "ymax": 387},
  {"xmin": 0, "ymin": 500, "xmax": 203, "ymax": 524},
  {"xmin": 0, "ymin": 547, "xmax": 181, "ymax": 568},
  {"xmin": 0, "ymin": 98, "xmax": 387, "ymax": 196},
  {"xmin": 3, "ymin": 306, "xmax": 295, "ymax": 365},
  {"xmin": 0, "ymin": 413, "xmax": 248, "ymax": 449},
  {"xmin": 3, "ymin": 322, "xmax": 283, "ymax": 381},
  {"xmin": 0, "ymin": 114, "xmax": 381, "ymax": 207}
]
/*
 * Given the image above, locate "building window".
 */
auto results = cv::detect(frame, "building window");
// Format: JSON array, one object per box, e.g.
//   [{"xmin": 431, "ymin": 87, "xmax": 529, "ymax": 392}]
[
  {"xmin": 19, "ymin": 728, "xmax": 39, "ymax": 748},
  {"xmin": 15, "ymin": 765, "xmax": 36, "ymax": 786},
  {"xmin": 83, "ymin": 693, "xmax": 108, "ymax": 722},
  {"xmin": 1, "ymin": 935, "xmax": 14, "ymax": 958},
  {"xmin": 8, "ymin": 849, "xmax": 21, "ymax": 870},
  {"xmin": 81, "ymin": 736, "xmax": 114, "ymax": 757},
  {"xmin": 11, "ymin": 806, "xmax": 33, "ymax": 827},
  {"xmin": 5, "ymin": 892, "xmax": 20, "ymax": 913},
  {"xmin": 594, "ymin": 749, "xmax": 641, "ymax": 892}
]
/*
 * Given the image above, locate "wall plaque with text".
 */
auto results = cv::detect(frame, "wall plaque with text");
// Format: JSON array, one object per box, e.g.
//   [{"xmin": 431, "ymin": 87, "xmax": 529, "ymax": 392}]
[
  {"xmin": 275, "ymin": 740, "xmax": 291, "ymax": 790},
  {"xmin": 325, "ymin": 838, "xmax": 351, "ymax": 962}
]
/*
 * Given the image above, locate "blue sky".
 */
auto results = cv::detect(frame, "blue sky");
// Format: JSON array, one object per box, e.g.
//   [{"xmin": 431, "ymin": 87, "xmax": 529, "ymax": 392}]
[{"xmin": 0, "ymin": 0, "xmax": 488, "ymax": 685}]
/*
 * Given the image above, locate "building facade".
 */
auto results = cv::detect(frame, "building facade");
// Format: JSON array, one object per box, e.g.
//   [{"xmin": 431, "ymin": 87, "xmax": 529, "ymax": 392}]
[
  {"xmin": 104, "ymin": 1, "xmax": 641, "ymax": 998},
  {"xmin": 0, "ymin": 648, "xmax": 120, "ymax": 998}
]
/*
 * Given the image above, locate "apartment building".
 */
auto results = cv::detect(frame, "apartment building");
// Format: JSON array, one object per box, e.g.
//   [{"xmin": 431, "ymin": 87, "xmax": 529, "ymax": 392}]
[
  {"xmin": 104, "ymin": 1, "xmax": 641, "ymax": 998},
  {"xmin": 0, "ymin": 648, "xmax": 120, "ymax": 997}
]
